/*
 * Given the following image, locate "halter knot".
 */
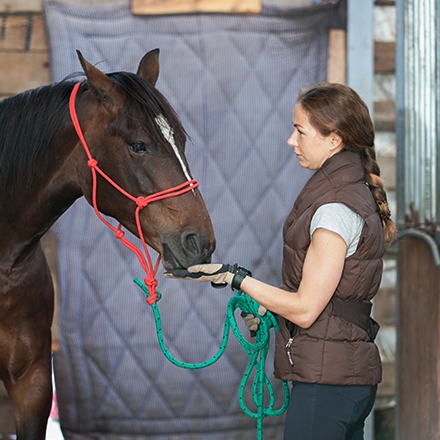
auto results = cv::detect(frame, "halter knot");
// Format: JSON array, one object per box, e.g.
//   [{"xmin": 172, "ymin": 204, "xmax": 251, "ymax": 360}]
[
  {"xmin": 115, "ymin": 229, "xmax": 125, "ymax": 239},
  {"xmin": 136, "ymin": 196, "xmax": 149, "ymax": 209},
  {"xmin": 88, "ymin": 158, "xmax": 98, "ymax": 168},
  {"xmin": 144, "ymin": 275, "xmax": 159, "ymax": 305}
]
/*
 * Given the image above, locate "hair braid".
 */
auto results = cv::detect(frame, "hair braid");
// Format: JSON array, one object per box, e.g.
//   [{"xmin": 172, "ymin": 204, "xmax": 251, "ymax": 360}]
[{"xmin": 361, "ymin": 146, "xmax": 397, "ymax": 245}]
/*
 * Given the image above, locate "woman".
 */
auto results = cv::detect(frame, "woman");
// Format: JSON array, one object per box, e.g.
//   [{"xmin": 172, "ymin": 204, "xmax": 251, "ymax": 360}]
[{"xmin": 166, "ymin": 83, "xmax": 397, "ymax": 439}]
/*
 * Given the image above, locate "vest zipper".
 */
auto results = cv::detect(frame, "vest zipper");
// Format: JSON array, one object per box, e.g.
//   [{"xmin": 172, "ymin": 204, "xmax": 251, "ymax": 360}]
[{"xmin": 286, "ymin": 338, "xmax": 294, "ymax": 366}]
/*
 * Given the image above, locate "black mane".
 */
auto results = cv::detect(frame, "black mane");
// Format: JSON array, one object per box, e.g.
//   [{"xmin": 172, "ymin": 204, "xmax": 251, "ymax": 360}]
[{"xmin": 0, "ymin": 81, "xmax": 75, "ymax": 197}]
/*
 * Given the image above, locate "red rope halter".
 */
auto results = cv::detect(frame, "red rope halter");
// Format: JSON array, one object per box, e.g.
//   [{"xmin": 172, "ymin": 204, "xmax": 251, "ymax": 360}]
[{"xmin": 69, "ymin": 82, "xmax": 199, "ymax": 304}]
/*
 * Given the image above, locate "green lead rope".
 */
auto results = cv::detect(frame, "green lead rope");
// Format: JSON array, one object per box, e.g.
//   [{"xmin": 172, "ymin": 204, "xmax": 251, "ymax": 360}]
[{"xmin": 134, "ymin": 278, "xmax": 290, "ymax": 440}]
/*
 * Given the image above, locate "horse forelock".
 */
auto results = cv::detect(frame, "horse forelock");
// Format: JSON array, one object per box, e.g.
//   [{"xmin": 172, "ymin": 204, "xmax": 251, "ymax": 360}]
[
  {"xmin": 0, "ymin": 81, "xmax": 76, "ymax": 198},
  {"xmin": 108, "ymin": 72, "xmax": 188, "ymax": 153}
]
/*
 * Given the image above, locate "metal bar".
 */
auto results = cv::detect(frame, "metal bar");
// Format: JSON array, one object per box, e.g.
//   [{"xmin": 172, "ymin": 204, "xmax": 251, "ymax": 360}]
[
  {"xmin": 395, "ymin": 0, "xmax": 405, "ymax": 229},
  {"xmin": 432, "ymin": 0, "xmax": 438, "ymax": 224},
  {"xmin": 397, "ymin": 229, "xmax": 440, "ymax": 268},
  {"xmin": 396, "ymin": 0, "xmax": 440, "ymax": 240}
]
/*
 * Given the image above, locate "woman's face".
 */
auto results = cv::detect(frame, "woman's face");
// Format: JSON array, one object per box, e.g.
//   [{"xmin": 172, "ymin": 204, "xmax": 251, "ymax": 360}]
[{"xmin": 287, "ymin": 104, "xmax": 341, "ymax": 170}]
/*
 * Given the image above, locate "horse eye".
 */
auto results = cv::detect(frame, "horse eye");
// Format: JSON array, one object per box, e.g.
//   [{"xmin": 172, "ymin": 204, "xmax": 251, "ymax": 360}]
[{"xmin": 129, "ymin": 141, "xmax": 149, "ymax": 154}]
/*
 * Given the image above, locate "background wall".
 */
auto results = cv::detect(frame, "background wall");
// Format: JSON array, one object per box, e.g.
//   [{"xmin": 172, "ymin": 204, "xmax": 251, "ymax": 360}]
[{"xmin": 0, "ymin": 0, "xmax": 397, "ymax": 438}]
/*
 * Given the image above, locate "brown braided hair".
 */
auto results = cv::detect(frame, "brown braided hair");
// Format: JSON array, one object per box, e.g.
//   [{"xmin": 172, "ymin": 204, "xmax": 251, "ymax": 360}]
[{"xmin": 297, "ymin": 82, "xmax": 397, "ymax": 245}]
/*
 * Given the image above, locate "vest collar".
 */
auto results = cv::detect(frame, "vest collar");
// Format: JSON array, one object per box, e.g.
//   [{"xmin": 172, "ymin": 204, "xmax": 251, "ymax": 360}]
[{"xmin": 293, "ymin": 150, "xmax": 365, "ymax": 215}]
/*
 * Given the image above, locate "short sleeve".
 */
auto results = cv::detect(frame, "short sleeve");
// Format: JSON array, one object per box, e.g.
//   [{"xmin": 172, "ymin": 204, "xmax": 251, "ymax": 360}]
[{"xmin": 310, "ymin": 203, "xmax": 365, "ymax": 258}]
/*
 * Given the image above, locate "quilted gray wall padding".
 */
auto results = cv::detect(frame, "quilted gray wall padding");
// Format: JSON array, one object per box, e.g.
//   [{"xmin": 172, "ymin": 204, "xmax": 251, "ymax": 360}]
[{"xmin": 44, "ymin": 0, "xmax": 343, "ymax": 438}]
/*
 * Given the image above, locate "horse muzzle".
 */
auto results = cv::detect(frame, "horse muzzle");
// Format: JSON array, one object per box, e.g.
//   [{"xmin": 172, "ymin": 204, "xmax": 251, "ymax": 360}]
[{"xmin": 160, "ymin": 230, "xmax": 215, "ymax": 270}]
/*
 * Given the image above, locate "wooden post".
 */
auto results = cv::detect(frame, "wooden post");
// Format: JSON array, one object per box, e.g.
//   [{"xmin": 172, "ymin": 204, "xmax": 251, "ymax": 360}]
[
  {"xmin": 327, "ymin": 29, "xmax": 346, "ymax": 84},
  {"xmin": 397, "ymin": 234, "xmax": 440, "ymax": 440},
  {"xmin": 132, "ymin": 0, "xmax": 261, "ymax": 15}
]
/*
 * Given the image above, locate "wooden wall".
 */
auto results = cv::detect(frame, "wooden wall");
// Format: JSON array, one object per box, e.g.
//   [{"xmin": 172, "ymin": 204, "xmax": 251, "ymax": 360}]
[{"xmin": 0, "ymin": 0, "xmax": 49, "ymax": 100}]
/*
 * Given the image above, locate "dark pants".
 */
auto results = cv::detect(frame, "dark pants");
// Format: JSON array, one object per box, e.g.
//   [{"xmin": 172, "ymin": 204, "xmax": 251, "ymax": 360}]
[{"xmin": 283, "ymin": 382, "xmax": 377, "ymax": 440}]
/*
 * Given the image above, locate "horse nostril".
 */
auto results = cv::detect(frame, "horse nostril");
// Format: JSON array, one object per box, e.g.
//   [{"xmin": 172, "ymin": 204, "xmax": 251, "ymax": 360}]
[{"xmin": 182, "ymin": 231, "xmax": 203, "ymax": 258}]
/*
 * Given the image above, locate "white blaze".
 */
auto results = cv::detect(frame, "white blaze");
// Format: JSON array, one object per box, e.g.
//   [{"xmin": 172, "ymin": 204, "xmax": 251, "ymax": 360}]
[{"xmin": 155, "ymin": 115, "xmax": 192, "ymax": 182}]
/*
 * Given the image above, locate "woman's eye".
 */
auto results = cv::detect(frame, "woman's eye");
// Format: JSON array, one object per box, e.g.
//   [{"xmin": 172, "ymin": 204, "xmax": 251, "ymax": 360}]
[{"xmin": 129, "ymin": 141, "xmax": 148, "ymax": 154}]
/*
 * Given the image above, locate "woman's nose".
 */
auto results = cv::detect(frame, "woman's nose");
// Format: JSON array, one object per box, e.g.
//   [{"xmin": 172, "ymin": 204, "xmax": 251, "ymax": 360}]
[{"xmin": 287, "ymin": 132, "xmax": 296, "ymax": 147}]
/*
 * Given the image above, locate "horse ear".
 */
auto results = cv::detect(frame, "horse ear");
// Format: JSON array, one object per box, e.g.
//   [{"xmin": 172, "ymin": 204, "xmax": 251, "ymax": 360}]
[
  {"xmin": 137, "ymin": 48, "xmax": 160, "ymax": 87},
  {"xmin": 76, "ymin": 50, "xmax": 120, "ymax": 105}
]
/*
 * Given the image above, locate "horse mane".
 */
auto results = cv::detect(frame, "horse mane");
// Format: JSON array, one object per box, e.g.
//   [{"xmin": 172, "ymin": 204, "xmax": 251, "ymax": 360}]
[
  {"xmin": 0, "ymin": 81, "xmax": 75, "ymax": 197},
  {"xmin": 0, "ymin": 71, "xmax": 187, "ymax": 199}
]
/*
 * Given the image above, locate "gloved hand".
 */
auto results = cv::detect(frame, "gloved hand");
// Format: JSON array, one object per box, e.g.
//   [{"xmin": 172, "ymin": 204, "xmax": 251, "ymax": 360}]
[
  {"xmin": 164, "ymin": 263, "xmax": 251, "ymax": 290},
  {"xmin": 241, "ymin": 306, "xmax": 267, "ymax": 337}
]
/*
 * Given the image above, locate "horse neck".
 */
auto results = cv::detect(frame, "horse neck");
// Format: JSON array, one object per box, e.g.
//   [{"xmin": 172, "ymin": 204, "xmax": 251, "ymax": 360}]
[{"xmin": 1, "ymin": 134, "xmax": 83, "ymax": 256}]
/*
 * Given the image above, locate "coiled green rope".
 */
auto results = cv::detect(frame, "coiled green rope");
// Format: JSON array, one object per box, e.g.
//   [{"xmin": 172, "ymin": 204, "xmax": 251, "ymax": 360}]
[{"xmin": 134, "ymin": 278, "xmax": 290, "ymax": 439}]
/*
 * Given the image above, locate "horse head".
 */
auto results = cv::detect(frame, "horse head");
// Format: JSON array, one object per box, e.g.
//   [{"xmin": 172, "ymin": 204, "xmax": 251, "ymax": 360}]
[{"xmin": 72, "ymin": 50, "xmax": 215, "ymax": 270}]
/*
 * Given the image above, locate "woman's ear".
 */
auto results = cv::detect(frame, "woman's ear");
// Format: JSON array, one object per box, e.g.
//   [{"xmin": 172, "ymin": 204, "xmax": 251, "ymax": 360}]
[{"xmin": 330, "ymin": 133, "xmax": 343, "ymax": 151}]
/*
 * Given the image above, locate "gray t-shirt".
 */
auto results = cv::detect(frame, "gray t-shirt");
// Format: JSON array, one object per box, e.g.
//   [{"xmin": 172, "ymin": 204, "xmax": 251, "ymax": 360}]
[{"xmin": 310, "ymin": 203, "xmax": 365, "ymax": 258}]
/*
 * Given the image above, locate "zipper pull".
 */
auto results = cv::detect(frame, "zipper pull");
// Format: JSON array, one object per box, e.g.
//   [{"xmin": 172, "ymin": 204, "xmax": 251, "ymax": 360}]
[{"xmin": 285, "ymin": 338, "xmax": 294, "ymax": 366}]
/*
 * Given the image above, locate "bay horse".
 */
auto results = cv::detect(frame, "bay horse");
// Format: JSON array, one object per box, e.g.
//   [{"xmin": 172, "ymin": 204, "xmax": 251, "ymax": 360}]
[{"xmin": 0, "ymin": 49, "xmax": 215, "ymax": 439}]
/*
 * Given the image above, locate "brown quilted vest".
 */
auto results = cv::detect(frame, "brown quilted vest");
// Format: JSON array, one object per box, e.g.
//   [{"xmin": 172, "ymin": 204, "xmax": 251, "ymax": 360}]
[{"xmin": 274, "ymin": 150, "xmax": 384, "ymax": 385}]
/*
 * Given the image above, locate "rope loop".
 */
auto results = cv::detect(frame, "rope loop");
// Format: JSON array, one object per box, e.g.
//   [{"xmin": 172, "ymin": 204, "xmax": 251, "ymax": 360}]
[
  {"xmin": 133, "ymin": 278, "xmax": 289, "ymax": 439},
  {"xmin": 146, "ymin": 294, "xmax": 159, "ymax": 305}
]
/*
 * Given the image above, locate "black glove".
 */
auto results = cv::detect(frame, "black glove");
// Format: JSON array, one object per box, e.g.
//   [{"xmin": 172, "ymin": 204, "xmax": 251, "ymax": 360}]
[{"xmin": 164, "ymin": 263, "xmax": 251, "ymax": 290}]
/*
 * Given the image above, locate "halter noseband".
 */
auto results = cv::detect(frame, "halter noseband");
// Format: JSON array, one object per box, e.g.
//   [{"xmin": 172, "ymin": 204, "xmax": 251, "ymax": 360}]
[{"xmin": 69, "ymin": 81, "xmax": 198, "ymax": 304}]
